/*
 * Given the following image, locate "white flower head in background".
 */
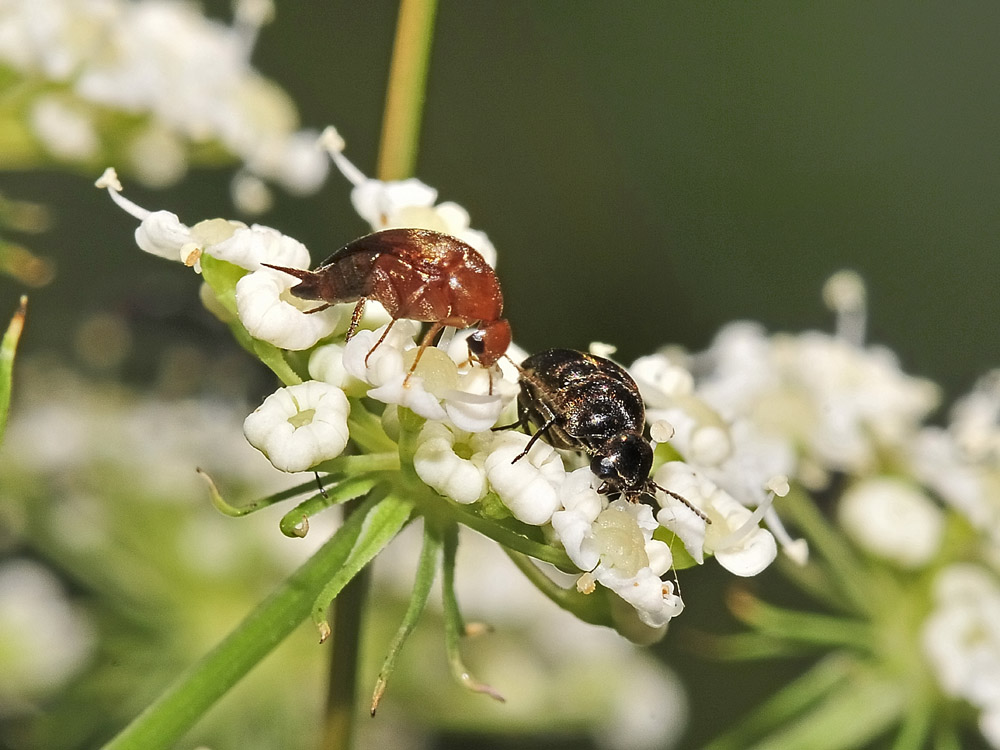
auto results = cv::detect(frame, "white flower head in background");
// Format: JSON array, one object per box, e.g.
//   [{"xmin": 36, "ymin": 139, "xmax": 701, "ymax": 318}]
[
  {"xmin": 923, "ymin": 565, "xmax": 1000, "ymax": 747},
  {"xmin": 3, "ymin": 0, "xmax": 328, "ymax": 203}
]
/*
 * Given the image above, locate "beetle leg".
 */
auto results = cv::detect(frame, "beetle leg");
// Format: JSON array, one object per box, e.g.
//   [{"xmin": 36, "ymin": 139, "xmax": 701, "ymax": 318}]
[
  {"xmin": 403, "ymin": 321, "xmax": 445, "ymax": 386},
  {"xmin": 512, "ymin": 415, "xmax": 558, "ymax": 463},
  {"xmin": 492, "ymin": 415, "xmax": 527, "ymax": 432},
  {"xmin": 364, "ymin": 319, "xmax": 396, "ymax": 367},
  {"xmin": 304, "ymin": 302, "xmax": 332, "ymax": 314},
  {"xmin": 345, "ymin": 298, "xmax": 367, "ymax": 341}
]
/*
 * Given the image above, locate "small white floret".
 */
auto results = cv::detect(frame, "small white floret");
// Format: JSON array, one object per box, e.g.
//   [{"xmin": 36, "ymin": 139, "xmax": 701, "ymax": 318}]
[
  {"xmin": 243, "ymin": 381, "xmax": 350, "ymax": 472},
  {"xmin": 235, "ymin": 268, "xmax": 345, "ymax": 350},
  {"xmin": 838, "ymin": 477, "xmax": 944, "ymax": 568},
  {"xmin": 413, "ymin": 422, "xmax": 489, "ymax": 505},
  {"xmin": 484, "ymin": 431, "xmax": 565, "ymax": 525}
]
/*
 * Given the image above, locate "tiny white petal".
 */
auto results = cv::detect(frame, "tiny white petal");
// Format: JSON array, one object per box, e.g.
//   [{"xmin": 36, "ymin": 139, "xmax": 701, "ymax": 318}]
[
  {"xmin": 135, "ymin": 210, "xmax": 193, "ymax": 261},
  {"xmin": 351, "ymin": 178, "xmax": 437, "ymax": 229},
  {"xmin": 551, "ymin": 468, "xmax": 607, "ymax": 571},
  {"xmin": 599, "ymin": 568, "xmax": 684, "ymax": 629},
  {"xmin": 654, "ymin": 462, "xmax": 710, "ymax": 564},
  {"xmin": 703, "ymin": 490, "xmax": 778, "ymax": 576},
  {"xmin": 207, "ymin": 223, "xmax": 312, "ymax": 271},
  {"xmin": 368, "ymin": 374, "xmax": 448, "ymax": 422},
  {"xmin": 713, "ymin": 524, "xmax": 777, "ymax": 577},
  {"xmin": 341, "ymin": 322, "xmax": 420, "ymax": 385},
  {"xmin": 443, "ymin": 388, "xmax": 504, "ymax": 433}
]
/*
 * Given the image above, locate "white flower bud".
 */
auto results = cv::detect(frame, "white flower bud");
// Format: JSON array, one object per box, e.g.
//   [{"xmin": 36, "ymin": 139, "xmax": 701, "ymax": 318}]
[
  {"xmin": 235, "ymin": 268, "xmax": 344, "ymax": 350},
  {"xmin": 838, "ymin": 477, "xmax": 944, "ymax": 568},
  {"xmin": 309, "ymin": 342, "xmax": 357, "ymax": 390},
  {"xmin": 413, "ymin": 422, "xmax": 488, "ymax": 505},
  {"xmin": 243, "ymin": 381, "xmax": 350, "ymax": 472}
]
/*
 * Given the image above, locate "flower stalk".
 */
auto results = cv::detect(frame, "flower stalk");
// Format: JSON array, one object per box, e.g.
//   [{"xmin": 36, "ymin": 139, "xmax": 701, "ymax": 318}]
[
  {"xmin": 0, "ymin": 295, "xmax": 27, "ymax": 443},
  {"xmin": 376, "ymin": 0, "xmax": 439, "ymax": 181}
]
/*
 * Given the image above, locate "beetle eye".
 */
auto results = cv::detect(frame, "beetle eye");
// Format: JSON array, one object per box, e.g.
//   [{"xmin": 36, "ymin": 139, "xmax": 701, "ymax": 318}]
[
  {"xmin": 591, "ymin": 454, "xmax": 616, "ymax": 480},
  {"xmin": 467, "ymin": 330, "xmax": 486, "ymax": 357}
]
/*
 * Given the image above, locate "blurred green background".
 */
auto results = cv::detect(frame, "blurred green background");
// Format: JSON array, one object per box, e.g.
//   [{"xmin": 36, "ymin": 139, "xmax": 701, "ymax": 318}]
[
  {"xmin": 2, "ymin": 2, "xmax": 998, "ymax": 401},
  {"xmin": 1, "ymin": 3, "xmax": 998, "ymax": 749}
]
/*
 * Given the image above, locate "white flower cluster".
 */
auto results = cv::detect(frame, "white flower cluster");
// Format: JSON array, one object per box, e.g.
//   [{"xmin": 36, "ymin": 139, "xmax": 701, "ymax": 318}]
[
  {"xmin": 910, "ymin": 370, "xmax": 1000, "ymax": 554},
  {"xmin": 0, "ymin": 0, "xmax": 327, "ymax": 202},
  {"xmin": 648, "ymin": 273, "xmax": 1000, "ymax": 744},
  {"xmin": 923, "ymin": 565, "xmax": 1000, "ymax": 747},
  {"xmin": 100, "ymin": 138, "xmax": 782, "ymax": 637}
]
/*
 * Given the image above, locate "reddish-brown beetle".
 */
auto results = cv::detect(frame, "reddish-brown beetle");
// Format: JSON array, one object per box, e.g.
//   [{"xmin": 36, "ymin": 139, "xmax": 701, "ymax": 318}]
[{"xmin": 263, "ymin": 228, "xmax": 512, "ymax": 382}]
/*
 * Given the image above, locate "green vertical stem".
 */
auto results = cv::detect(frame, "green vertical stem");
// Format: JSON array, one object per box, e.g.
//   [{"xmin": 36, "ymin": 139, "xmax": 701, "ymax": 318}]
[
  {"xmin": 375, "ymin": 0, "xmax": 439, "ymax": 181},
  {"xmin": 320, "ymin": 547, "xmax": 370, "ymax": 750}
]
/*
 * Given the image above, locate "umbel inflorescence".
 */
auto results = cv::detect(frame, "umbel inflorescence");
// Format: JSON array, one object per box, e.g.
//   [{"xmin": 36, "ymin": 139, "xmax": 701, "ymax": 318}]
[
  {"xmin": 97, "ymin": 127, "xmax": 782, "ymax": 641},
  {"xmin": 98, "ymin": 125, "xmax": 1000, "ymax": 747}
]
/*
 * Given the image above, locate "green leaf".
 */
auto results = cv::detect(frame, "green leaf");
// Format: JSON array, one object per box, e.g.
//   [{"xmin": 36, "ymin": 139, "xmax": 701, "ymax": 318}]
[
  {"xmin": 0, "ymin": 295, "xmax": 26, "ymax": 444},
  {"xmin": 440, "ymin": 521, "xmax": 504, "ymax": 702},
  {"xmin": 279, "ymin": 474, "xmax": 382, "ymax": 538},
  {"xmin": 370, "ymin": 521, "xmax": 442, "ymax": 714},
  {"xmin": 311, "ymin": 491, "xmax": 415, "ymax": 637}
]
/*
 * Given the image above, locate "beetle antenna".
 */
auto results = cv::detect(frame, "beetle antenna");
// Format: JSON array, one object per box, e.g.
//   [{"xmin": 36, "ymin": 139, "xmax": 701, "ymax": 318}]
[
  {"xmin": 501, "ymin": 352, "xmax": 524, "ymax": 373},
  {"xmin": 650, "ymin": 480, "xmax": 711, "ymax": 523}
]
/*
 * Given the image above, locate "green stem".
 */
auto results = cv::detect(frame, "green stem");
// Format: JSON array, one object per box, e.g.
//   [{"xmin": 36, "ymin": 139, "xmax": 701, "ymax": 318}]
[
  {"xmin": 279, "ymin": 474, "xmax": 382, "ymax": 538},
  {"xmin": 779, "ymin": 488, "xmax": 874, "ymax": 617},
  {"xmin": 320, "ymin": 498, "xmax": 373, "ymax": 750},
  {"xmin": 100, "ymin": 491, "xmax": 382, "ymax": 750},
  {"xmin": 376, "ymin": 0, "xmax": 439, "ymax": 181},
  {"xmin": 312, "ymin": 1, "xmax": 438, "ymax": 739},
  {"xmin": 728, "ymin": 589, "xmax": 874, "ymax": 652},
  {"xmin": 504, "ymin": 549, "xmax": 612, "ymax": 627},
  {"xmin": 440, "ymin": 521, "xmax": 504, "ymax": 702}
]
